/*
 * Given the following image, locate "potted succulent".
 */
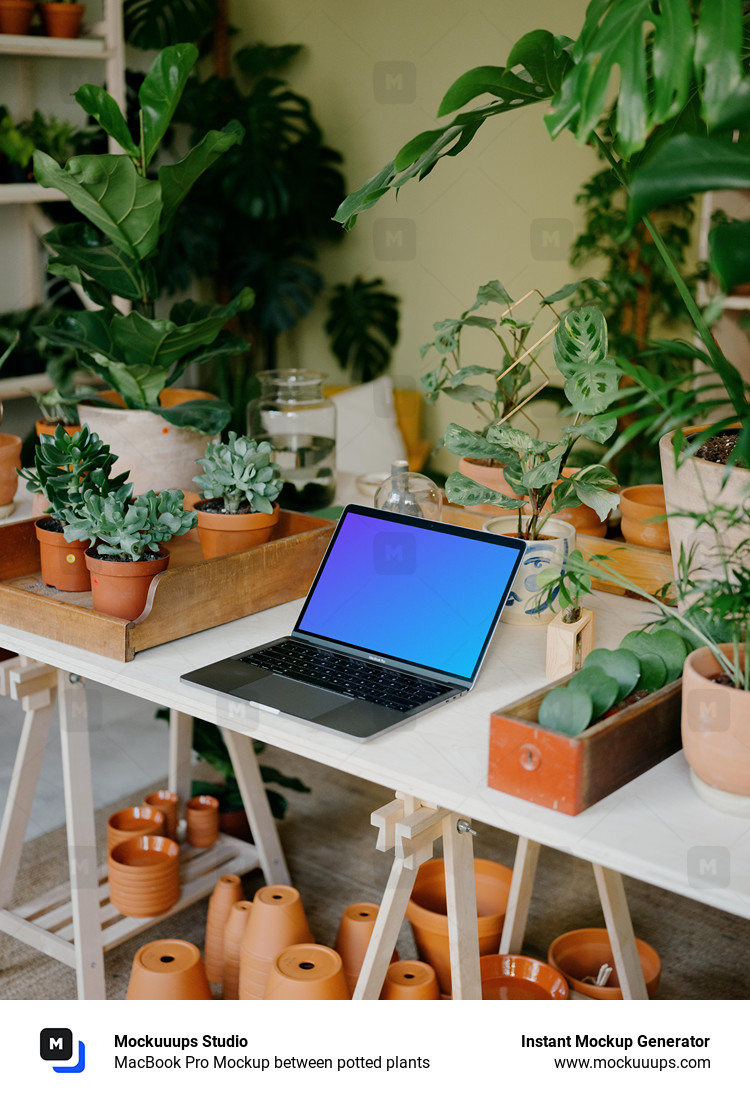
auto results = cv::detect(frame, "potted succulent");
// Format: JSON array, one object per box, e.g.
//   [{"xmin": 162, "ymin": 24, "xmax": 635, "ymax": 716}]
[
  {"xmin": 31, "ymin": 43, "xmax": 253, "ymax": 494},
  {"xmin": 39, "ymin": 0, "xmax": 84, "ymax": 39},
  {"xmin": 60, "ymin": 487, "xmax": 197, "ymax": 619},
  {"xmin": 193, "ymin": 432, "xmax": 283, "ymax": 559}
]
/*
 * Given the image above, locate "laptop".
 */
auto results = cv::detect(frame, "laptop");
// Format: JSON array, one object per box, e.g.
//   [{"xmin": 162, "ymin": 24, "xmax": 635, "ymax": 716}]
[{"xmin": 181, "ymin": 504, "xmax": 525, "ymax": 740}]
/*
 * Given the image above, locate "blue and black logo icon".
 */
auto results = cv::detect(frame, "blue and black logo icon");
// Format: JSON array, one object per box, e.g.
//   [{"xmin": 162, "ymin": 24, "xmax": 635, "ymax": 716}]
[{"xmin": 40, "ymin": 1028, "xmax": 86, "ymax": 1074}]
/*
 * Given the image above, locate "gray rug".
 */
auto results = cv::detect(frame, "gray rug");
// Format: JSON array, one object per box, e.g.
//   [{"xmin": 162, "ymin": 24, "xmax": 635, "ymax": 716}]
[{"xmin": 1, "ymin": 745, "xmax": 747, "ymax": 999}]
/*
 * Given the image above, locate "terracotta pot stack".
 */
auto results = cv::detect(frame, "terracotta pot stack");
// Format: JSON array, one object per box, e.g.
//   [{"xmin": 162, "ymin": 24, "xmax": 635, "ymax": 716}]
[
  {"xmin": 204, "ymin": 873, "xmax": 244, "ymax": 984},
  {"xmin": 107, "ymin": 805, "xmax": 165, "ymax": 852},
  {"xmin": 333, "ymin": 901, "xmax": 398, "ymax": 994},
  {"xmin": 108, "ymin": 835, "xmax": 180, "ymax": 918},
  {"xmin": 264, "ymin": 945, "xmax": 349, "ymax": 1000},
  {"xmin": 380, "ymin": 960, "xmax": 440, "ymax": 1000},
  {"xmin": 222, "ymin": 900, "xmax": 253, "ymax": 1000},
  {"xmin": 238, "ymin": 885, "xmax": 314, "ymax": 999},
  {"xmin": 127, "ymin": 940, "xmax": 212, "ymax": 1000},
  {"xmin": 143, "ymin": 790, "xmax": 179, "ymax": 841},
  {"xmin": 185, "ymin": 794, "xmax": 220, "ymax": 848}
]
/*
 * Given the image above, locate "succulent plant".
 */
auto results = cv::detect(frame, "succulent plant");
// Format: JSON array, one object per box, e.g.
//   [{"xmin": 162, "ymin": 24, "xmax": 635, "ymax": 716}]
[
  {"xmin": 61, "ymin": 488, "xmax": 197, "ymax": 562},
  {"xmin": 19, "ymin": 424, "xmax": 131, "ymax": 526},
  {"xmin": 194, "ymin": 432, "xmax": 283, "ymax": 515}
]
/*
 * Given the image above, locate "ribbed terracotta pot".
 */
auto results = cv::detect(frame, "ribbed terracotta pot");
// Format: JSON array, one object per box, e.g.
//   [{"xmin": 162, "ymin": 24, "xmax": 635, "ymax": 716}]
[
  {"xmin": 0, "ymin": 433, "xmax": 22, "ymax": 514},
  {"xmin": 222, "ymin": 900, "xmax": 253, "ymax": 1000},
  {"xmin": 483, "ymin": 516, "xmax": 576, "ymax": 624},
  {"xmin": 619, "ymin": 484, "xmax": 670, "ymax": 551},
  {"xmin": 204, "ymin": 873, "xmax": 244, "ymax": 984},
  {"xmin": 185, "ymin": 794, "xmax": 220, "ymax": 848},
  {"xmin": 34, "ymin": 519, "xmax": 91, "ymax": 592},
  {"xmin": 143, "ymin": 790, "xmax": 179, "ymax": 840},
  {"xmin": 0, "ymin": 0, "xmax": 34, "ymax": 34},
  {"xmin": 239, "ymin": 885, "xmax": 314, "ymax": 1000},
  {"xmin": 381, "ymin": 960, "xmax": 440, "ymax": 1000},
  {"xmin": 547, "ymin": 928, "xmax": 660, "ymax": 999},
  {"xmin": 405, "ymin": 858, "xmax": 513, "ymax": 996},
  {"xmin": 334, "ymin": 901, "xmax": 398, "ymax": 994},
  {"xmin": 194, "ymin": 500, "xmax": 280, "ymax": 559},
  {"xmin": 40, "ymin": 1, "xmax": 84, "ymax": 36},
  {"xmin": 108, "ymin": 835, "xmax": 180, "ymax": 918},
  {"xmin": 682, "ymin": 644, "xmax": 750, "ymax": 813},
  {"xmin": 85, "ymin": 548, "xmax": 168, "ymax": 620},
  {"xmin": 264, "ymin": 945, "xmax": 349, "ymax": 1000},
  {"xmin": 107, "ymin": 805, "xmax": 165, "ymax": 852},
  {"xmin": 480, "ymin": 953, "xmax": 568, "ymax": 1000},
  {"xmin": 127, "ymin": 940, "xmax": 213, "ymax": 1000}
]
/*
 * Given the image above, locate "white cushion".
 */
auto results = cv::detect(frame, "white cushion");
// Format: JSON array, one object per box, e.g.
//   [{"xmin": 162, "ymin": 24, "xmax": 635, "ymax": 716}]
[{"xmin": 332, "ymin": 376, "xmax": 407, "ymax": 474}]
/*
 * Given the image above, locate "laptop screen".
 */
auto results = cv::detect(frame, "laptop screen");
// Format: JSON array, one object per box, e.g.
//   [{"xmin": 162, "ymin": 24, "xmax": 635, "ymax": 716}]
[{"xmin": 294, "ymin": 507, "xmax": 524, "ymax": 682}]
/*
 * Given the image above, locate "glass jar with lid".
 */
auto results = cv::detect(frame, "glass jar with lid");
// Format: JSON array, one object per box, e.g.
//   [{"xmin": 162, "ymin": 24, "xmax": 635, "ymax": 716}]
[{"xmin": 247, "ymin": 370, "xmax": 336, "ymax": 511}]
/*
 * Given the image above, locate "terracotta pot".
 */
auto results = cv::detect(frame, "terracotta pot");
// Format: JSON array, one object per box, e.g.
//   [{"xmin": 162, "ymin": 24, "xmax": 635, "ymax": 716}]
[
  {"xmin": 194, "ymin": 500, "xmax": 280, "ymax": 559},
  {"xmin": 264, "ymin": 944, "xmax": 349, "ymax": 1000},
  {"xmin": 380, "ymin": 960, "xmax": 440, "ymax": 1000},
  {"xmin": 405, "ymin": 857, "xmax": 513, "ymax": 996},
  {"xmin": 34, "ymin": 519, "xmax": 91, "ymax": 592},
  {"xmin": 619, "ymin": 484, "xmax": 670, "ymax": 551},
  {"xmin": 660, "ymin": 425, "xmax": 750, "ymax": 584},
  {"xmin": 204, "ymin": 873, "xmax": 244, "ymax": 984},
  {"xmin": 222, "ymin": 900, "xmax": 253, "ymax": 1000},
  {"xmin": 526, "ymin": 466, "xmax": 610, "ymax": 537},
  {"xmin": 35, "ymin": 420, "xmax": 80, "ymax": 440},
  {"xmin": 78, "ymin": 388, "xmax": 219, "ymax": 495},
  {"xmin": 483, "ymin": 516, "xmax": 576, "ymax": 624},
  {"xmin": 457, "ymin": 456, "xmax": 521, "ymax": 515},
  {"xmin": 0, "ymin": 0, "xmax": 34, "ymax": 34},
  {"xmin": 334, "ymin": 901, "xmax": 395, "ymax": 995},
  {"xmin": 107, "ymin": 805, "xmax": 165, "ymax": 852},
  {"xmin": 185, "ymin": 794, "xmax": 220, "ymax": 848},
  {"xmin": 85, "ymin": 548, "xmax": 169, "ymax": 621},
  {"xmin": 108, "ymin": 835, "xmax": 180, "ymax": 917},
  {"xmin": 0, "ymin": 433, "xmax": 22, "ymax": 512},
  {"xmin": 127, "ymin": 940, "xmax": 213, "ymax": 1000},
  {"xmin": 39, "ymin": 2, "xmax": 84, "ymax": 37},
  {"xmin": 547, "ymin": 928, "xmax": 661, "ymax": 999},
  {"xmin": 143, "ymin": 790, "xmax": 179, "ymax": 840},
  {"xmin": 682, "ymin": 644, "xmax": 750, "ymax": 812},
  {"xmin": 239, "ymin": 884, "xmax": 314, "ymax": 1000},
  {"xmin": 480, "ymin": 953, "xmax": 568, "ymax": 1000}
]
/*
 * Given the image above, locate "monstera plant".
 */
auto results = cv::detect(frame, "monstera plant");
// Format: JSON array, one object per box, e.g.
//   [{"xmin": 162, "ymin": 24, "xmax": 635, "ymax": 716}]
[{"xmin": 31, "ymin": 43, "xmax": 252, "ymax": 435}]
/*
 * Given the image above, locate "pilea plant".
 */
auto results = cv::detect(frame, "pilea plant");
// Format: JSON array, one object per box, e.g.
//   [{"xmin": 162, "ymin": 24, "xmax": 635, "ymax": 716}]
[
  {"xmin": 194, "ymin": 433, "xmax": 283, "ymax": 515},
  {"xmin": 62, "ymin": 488, "xmax": 196, "ymax": 561}
]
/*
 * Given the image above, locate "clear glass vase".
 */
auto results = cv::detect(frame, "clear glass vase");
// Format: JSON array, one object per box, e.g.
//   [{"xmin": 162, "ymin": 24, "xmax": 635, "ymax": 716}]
[
  {"xmin": 247, "ymin": 370, "xmax": 336, "ymax": 512},
  {"xmin": 374, "ymin": 460, "xmax": 442, "ymax": 521}
]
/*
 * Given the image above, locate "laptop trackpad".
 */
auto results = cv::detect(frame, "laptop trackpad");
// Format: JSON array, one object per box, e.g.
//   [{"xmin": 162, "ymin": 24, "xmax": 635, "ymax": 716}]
[{"xmin": 233, "ymin": 675, "xmax": 337, "ymax": 719}]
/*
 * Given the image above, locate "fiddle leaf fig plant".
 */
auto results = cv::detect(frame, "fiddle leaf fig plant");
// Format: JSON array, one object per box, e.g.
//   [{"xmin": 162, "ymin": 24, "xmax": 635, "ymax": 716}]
[
  {"xmin": 31, "ymin": 43, "xmax": 253, "ymax": 434},
  {"xmin": 62, "ymin": 488, "xmax": 197, "ymax": 561},
  {"xmin": 194, "ymin": 433, "xmax": 283, "ymax": 515}
]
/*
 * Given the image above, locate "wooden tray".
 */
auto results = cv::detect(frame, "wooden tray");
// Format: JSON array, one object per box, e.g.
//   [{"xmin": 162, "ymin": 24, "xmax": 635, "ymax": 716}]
[
  {"xmin": 0, "ymin": 511, "xmax": 334, "ymax": 661},
  {"xmin": 488, "ymin": 675, "xmax": 682, "ymax": 815}
]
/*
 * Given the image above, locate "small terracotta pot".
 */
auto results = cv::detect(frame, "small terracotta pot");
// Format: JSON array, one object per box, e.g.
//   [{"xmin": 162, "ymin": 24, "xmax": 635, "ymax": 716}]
[
  {"xmin": 143, "ymin": 790, "xmax": 179, "ymax": 840},
  {"xmin": 239, "ymin": 885, "xmax": 314, "ymax": 1000},
  {"xmin": 194, "ymin": 500, "xmax": 280, "ymax": 559},
  {"xmin": 108, "ymin": 835, "xmax": 180, "ymax": 918},
  {"xmin": 682, "ymin": 644, "xmax": 750, "ymax": 807},
  {"xmin": 381, "ymin": 960, "xmax": 440, "ymax": 1000},
  {"xmin": 185, "ymin": 794, "xmax": 220, "ymax": 848},
  {"xmin": 222, "ymin": 900, "xmax": 253, "ymax": 1000},
  {"xmin": 127, "ymin": 940, "xmax": 213, "ymax": 1000},
  {"xmin": 0, "ymin": 0, "xmax": 34, "ymax": 34},
  {"xmin": 480, "ymin": 953, "xmax": 568, "ymax": 1000},
  {"xmin": 619, "ymin": 484, "xmax": 670, "ymax": 550},
  {"xmin": 85, "ymin": 548, "xmax": 168, "ymax": 620},
  {"xmin": 107, "ymin": 805, "xmax": 165, "ymax": 852},
  {"xmin": 405, "ymin": 857, "xmax": 513, "ymax": 996},
  {"xmin": 0, "ymin": 433, "xmax": 22, "ymax": 510},
  {"xmin": 34, "ymin": 519, "xmax": 91, "ymax": 592},
  {"xmin": 264, "ymin": 945, "xmax": 349, "ymax": 1000},
  {"xmin": 334, "ymin": 901, "xmax": 397, "ymax": 994},
  {"xmin": 547, "ymin": 928, "xmax": 661, "ymax": 999},
  {"xmin": 39, "ymin": 1, "xmax": 84, "ymax": 37},
  {"xmin": 204, "ymin": 873, "xmax": 244, "ymax": 984},
  {"xmin": 35, "ymin": 420, "xmax": 80, "ymax": 440}
]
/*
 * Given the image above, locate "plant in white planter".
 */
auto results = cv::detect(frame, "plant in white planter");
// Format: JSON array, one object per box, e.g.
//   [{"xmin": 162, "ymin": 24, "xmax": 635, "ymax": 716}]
[
  {"xmin": 61, "ymin": 487, "xmax": 197, "ymax": 619},
  {"xmin": 193, "ymin": 432, "xmax": 284, "ymax": 559}
]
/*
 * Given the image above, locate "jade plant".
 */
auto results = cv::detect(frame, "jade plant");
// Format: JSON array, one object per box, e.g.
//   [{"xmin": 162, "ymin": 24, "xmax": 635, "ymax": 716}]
[
  {"xmin": 194, "ymin": 433, "xmax": 283, "ymax": 515},
  {"xmin": 19, "ymin": 424, "xmax": 131, "ymax": 528},
  {"xmin": 61, "ymin": 488, "xmax": 197, "ymax": 561}
]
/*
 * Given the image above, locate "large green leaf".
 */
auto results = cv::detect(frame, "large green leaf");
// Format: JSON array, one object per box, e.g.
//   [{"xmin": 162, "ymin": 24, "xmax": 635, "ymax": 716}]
[
  {"xmin": 325, "ymin": 276, "xmax": 400, "ymax": 383},
  {"xmin": 563, "ymin": 360, "xmax": 621, "ymax": 415},
  {"xmin": 89, "ymin": 355, "xmax": 169, "ymax": 408},
  {"xmin": 42, "ymin": 222, "xmax": 153, "ymax": 302},
  {"xmin": 538, "ymin": 685, "xmax": 593, "ymax": 737},
  {"xmin": 695, "ymin": 0, "xmax": 743, "ymax": 128},
  {"xmin": 709, "ymin": 219, "xmax": 750, "ymax": 292},
  {"xmin": 74, "ymin": 85, "xmax": 138, "ymax": 157},
  {"xmin": 156, "ymin": 398, "xmax": 231, "ymax": 434},
  {"xmin": 124, "ymin": 0, "xmax": 217, "ymax": 50},
  {"xmin": 443, "ymin": 422, "xmax": 509, "ymax": 462},
  {"xmin": 553, "ymin": 306, "xmax": 608, "ymax": 372},
  {"xmin": 444, "ymin": 471, "xmax": 522, "ymax": 511},
  {"xmin": 34, "ymin": 310, "xmax": 117, "ymax": 359},
  {"xmin": 628, "ymin": 134, "xmax": 750, "ymax": 225},
  {"xmin": 546, "ymin": 0, "xmax": 694, "ymax": 157},
  {"xmin": 139, "ymin": 43, "xmax": 199, "ymax": 167},
  {"xmin": 33, "ymin": 151, "xmax": 162, "ymax": 261},
  {"xmin": 159, "ymin": 122, "xmax": 244, "ymax": 230}
]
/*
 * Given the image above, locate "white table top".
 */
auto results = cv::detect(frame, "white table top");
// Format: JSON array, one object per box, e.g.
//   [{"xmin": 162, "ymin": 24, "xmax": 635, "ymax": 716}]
[{"xmin": 1, "ymin": 585, "xmax": 748, "ymax": 924}]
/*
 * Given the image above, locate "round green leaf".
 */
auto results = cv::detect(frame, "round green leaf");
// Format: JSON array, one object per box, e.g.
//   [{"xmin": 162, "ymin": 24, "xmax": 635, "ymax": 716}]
[
  {"xmin": 538, "ymin": 686, "xmax": 593, "ymax": 738},
  {"xmin": 582, "ymin": 648, "xmax": 640, "ymax": 703},
  {"xmin": 620, "ymin": 628, "xmax": 687, "ymax": 682},
  {"xmin": 634, "ymin": 651, "xmax": 667, "ymax": 693},
  {"xmin": 568, "ymin": 667, "xmax": 619, "ymax": 719}
]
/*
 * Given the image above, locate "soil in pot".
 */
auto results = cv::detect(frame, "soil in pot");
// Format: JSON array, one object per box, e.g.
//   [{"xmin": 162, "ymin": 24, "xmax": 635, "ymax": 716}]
[
  {"xmin": 85, "ymin": 547, "xmax": 169, "ymax": 620},
  {"xmin": 34, "ymin": 516, "xmax": 91, "ymax": 591},
  {"xmin": 194, "ymin": 500, "xmax": 280, "ymax": 559}
]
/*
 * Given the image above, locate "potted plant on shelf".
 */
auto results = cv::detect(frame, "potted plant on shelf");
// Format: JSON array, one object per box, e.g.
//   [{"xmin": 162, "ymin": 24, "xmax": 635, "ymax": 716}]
[
  {"xmin": 18, "ymin": 424, "xmax": 131, "ymax": 591},
  {"xmin": 0, "ymin": 0, "xmax": 34, "ymax": 36},
  {"xmin": 193, "ymin": 433, "xmax": 284, "ymax": 559},
  {"xmin": 30, "ymin": 43, "xmax": 253, "ymax": 494},
  {"xmin": 60, "ymin": 487, "xmax": 197, "ymax": 619},
  {"xmin": 39, "ymin": 0, "xmax": 84, "ymax": 39}
]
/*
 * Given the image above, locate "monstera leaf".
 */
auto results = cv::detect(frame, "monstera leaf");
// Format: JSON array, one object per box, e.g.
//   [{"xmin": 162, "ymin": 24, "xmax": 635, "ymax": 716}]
[{"xmin": 124, "ymin": 0, "xmax": 218, "ymax": 50}]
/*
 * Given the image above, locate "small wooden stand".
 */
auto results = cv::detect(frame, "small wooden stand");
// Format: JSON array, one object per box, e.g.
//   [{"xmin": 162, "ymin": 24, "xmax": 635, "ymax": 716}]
[{"xmin": 545, "ymin": 608, "xmax": 595, "ymax": 680}]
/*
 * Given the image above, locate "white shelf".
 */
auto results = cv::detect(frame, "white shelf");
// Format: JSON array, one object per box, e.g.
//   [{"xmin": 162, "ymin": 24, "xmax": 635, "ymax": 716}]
[
  {"xmin": 0, "ymin": 183, "xmax": 66, "ymax": 204},
  {"xmin": 722, "ymin": 295, "xmax": 750, "ymax": 311},
  {"xmin": 0, "ymin": 32, "xmax": 113, "ymax": 58}
]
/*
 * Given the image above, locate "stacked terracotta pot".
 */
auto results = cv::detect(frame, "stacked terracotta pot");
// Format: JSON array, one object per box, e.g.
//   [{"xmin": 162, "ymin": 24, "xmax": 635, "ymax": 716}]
[
  {"xmin": 185, "ymin": 794, "xmax": 220, "ymax": 848},
  {"xmin": 238, "ymin": 885, "xmax": 314, "ymax": 999},
  {"xmin": 204, "ymin": 873, "xmax": 244, "ymax": 984},
  {"xmin": 127, "ymin": 940, "xmax": 212, "ymax": 1000},
  {"xmin": 107, "ymin": 805, "xmax": 165, "ymax": 852},
  {"xmin": 108, "ymin": 835, "xmax": 181, "ymax": 917}
]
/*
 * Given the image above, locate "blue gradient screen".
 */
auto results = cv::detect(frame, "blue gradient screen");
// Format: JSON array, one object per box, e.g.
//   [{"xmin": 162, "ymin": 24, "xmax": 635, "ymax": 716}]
[{"xmin": 296, "ymin": 511, "xmax": 523, "ymax": 680}]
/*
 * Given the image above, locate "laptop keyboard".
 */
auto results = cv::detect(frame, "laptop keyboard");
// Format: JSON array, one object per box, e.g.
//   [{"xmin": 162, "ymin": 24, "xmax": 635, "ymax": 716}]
[{"xmin": 239, "ymin": 640, "xmax": 451, "ymax": 712}]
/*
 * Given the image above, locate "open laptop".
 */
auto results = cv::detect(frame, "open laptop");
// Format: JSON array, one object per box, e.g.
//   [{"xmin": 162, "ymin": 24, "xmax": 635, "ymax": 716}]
[{"xmin": 181, "ymin": 504, "xmax": 525, "ymax": 740}]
